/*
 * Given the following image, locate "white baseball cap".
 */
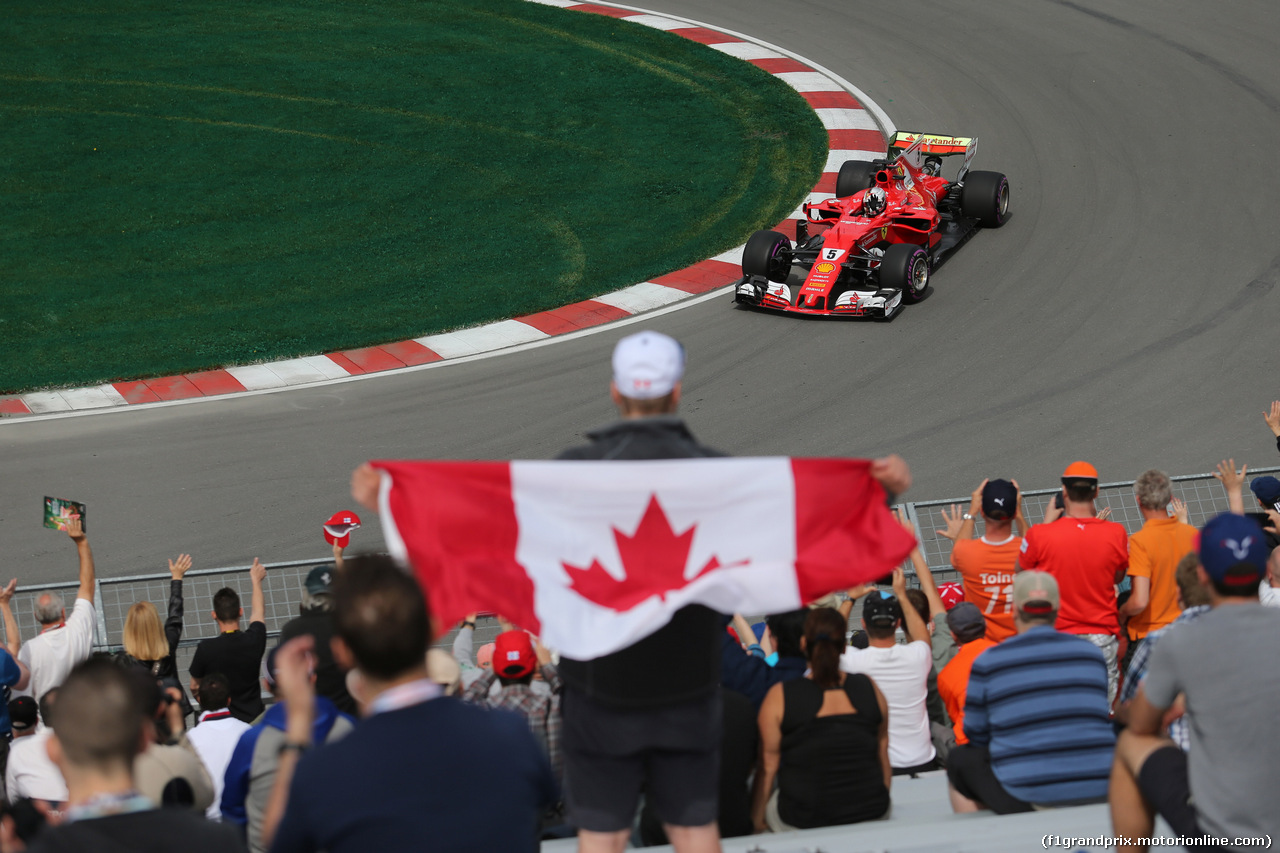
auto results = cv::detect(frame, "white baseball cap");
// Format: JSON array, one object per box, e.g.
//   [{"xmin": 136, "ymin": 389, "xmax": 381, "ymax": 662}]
[{"xmin": 612, "ymin": 331, "xmax": 685, "ymax": 400}]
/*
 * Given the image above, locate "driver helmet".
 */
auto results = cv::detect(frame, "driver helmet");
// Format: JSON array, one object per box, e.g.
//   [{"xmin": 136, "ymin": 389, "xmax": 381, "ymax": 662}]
[{"xmin": 862, "ymin": 186, "xmax": 887, "ymax": 217}]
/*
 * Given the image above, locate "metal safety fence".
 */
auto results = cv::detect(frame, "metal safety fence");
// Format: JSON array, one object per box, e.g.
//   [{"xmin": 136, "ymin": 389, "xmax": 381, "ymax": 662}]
[
  {"xmin": 5, "ymin": 559, "xmax": 328, "ymax": 684},
  {"xmin": 7, "ymin": 466, "xmax": 1276, "ymax": 676},
  {"xmin": 901, "ymin": 465, "xmax": 1279, "ymax": 589}
]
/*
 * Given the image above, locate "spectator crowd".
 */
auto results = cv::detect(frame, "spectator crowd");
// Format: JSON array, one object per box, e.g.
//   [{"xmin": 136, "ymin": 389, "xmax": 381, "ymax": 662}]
[{"xmin": 1, "ymin": 333, "xmax": 1279, "ymax": 853}]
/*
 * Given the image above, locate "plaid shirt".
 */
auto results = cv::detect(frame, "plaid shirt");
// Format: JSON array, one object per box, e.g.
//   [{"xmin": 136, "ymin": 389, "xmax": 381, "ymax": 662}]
[
  {"xmin": 462, "ymin": 665, "xmax": 562, "ymax": 781},
  {"xmin": 1121, "ymin": 605, "xmax": 1210, "ymax": 751}
]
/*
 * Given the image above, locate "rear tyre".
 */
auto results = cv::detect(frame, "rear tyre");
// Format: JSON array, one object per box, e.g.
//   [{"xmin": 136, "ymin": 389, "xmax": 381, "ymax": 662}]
[
  {"xmin": 741, "ymin": 230, "xmax": 792, "ymax": 283},
  {"xmin": 961, "ymin": 170, "xmax": 1010, "ymax": 227},
  {"xmin": 879, "ymin": 243, "xmax": 929, "ymax": 303},
  {"xmin": 836, "ymin": 160, "xmax": 877, "ymax": 198}
]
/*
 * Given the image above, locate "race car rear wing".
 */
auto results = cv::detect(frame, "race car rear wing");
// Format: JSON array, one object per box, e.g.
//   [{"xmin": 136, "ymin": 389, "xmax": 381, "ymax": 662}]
[
  {"xmin": 889, "ymin": 132, "xmax": 974, "ymax": 156},
  {"xmin": 889, "ymin": 132, "xmax": 978, "ymax": 180}
]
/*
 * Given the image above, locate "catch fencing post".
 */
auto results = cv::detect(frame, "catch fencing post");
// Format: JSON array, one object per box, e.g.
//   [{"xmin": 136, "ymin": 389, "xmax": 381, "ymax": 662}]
[
  {"xmin": 93, "ymin": 578, "xmax": 109, "ymax": 651},
  {"xmin": 903, "ymin": 502, "xmax": 923, "ymax": 578}
]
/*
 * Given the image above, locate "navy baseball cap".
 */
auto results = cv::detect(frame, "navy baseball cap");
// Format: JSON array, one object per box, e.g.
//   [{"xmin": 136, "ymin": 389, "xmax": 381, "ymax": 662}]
[
  {"xmin": 1249, "ymin": 476, "xmax": 1280, "ymax": 508},
  {"xmin": 1198, "ymin": 513, "xmax": 1267, "ymax": 584},
  {"xmin": 982, "ymin": 479, "xmax": 1018, "ymax": 520},
  {"xmin": 947, "ymin": 602, "xmax": 987, "ymax": 643}
]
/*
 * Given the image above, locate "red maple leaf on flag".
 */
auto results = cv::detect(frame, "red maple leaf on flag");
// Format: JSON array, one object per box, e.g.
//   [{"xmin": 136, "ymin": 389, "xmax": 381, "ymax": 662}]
[{"xmin": 562, "ymin": 495, "xmax": 745, "ymax": 612}]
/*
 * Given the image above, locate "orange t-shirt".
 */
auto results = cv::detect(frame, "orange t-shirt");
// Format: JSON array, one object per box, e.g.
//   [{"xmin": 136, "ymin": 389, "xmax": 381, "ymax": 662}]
[
  {"xmin": 950, "ymin": 537, "xmax": 1020, "ymax": 642},
  {"xmin": 937, "ymin": 637, "xmax": 997, "ymax": 744},
  {"xmin": 1018, "ymin": 516, "xmax": 1129, "ymax": 635},
  {"xmin": 1126, "ymin": 517, "xmax": 1196, "ymax": 639}
]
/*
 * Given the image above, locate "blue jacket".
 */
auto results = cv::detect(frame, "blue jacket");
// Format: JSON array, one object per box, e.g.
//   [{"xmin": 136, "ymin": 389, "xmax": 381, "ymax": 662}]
[
  {"xmin": 0, "ymin": 649, "xmax": 22, "ymax": 736},
  {"xmin": 221, "ymin": 696, "xmax": 356, "ymax": 851},
  {"xmin": 720, "ymin": 631, "xmax": 809, "ymax": 710}
]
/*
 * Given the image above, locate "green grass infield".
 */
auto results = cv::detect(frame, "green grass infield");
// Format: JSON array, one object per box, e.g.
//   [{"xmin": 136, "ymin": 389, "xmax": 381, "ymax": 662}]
[{"xmin": 1, "ymin": 0, "xmax": 827, "ymax": 393}]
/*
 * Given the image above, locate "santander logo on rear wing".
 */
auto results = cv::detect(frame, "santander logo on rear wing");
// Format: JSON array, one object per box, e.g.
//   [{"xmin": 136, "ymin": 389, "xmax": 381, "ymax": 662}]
[{"xmin": 890, "ymin": 131, "xmax": 978, "ymax": 177}]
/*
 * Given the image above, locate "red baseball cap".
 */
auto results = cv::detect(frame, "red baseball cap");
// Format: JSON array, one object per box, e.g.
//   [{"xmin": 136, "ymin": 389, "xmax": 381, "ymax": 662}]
[
  {"xmin": 1062, "ymin": 461, "xmax": 1099, "ymax": 481},
  {"xmin": 493, "ymin": 630, "xmax": 537, "ymax": 679},
  {"xmin": 937, "ymin": 582, "xmax": 965, "ymax": 611},
  {"xmin": 323, "ymin": 510, "xmax": 362, "ymax": 547}
]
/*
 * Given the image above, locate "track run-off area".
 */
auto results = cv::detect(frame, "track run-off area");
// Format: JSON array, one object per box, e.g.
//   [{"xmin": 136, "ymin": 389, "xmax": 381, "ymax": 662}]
[{"xmin": 6, "ymin": 0, "xmax": 1280, "ymax": 584}]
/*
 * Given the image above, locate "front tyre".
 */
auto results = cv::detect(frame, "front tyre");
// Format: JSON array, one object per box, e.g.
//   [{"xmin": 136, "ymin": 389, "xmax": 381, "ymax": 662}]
[
  {"xmin": 961, "ymin": 171, "xmax": 1010, "ymax": 227},
  {"xmin": 879, "ymin": 243, "xmax": 929, "ymax": 303},
  {"xmin": 836, "ymin": 160, "xmax": 877, "ymax": 198},
  {"xmin": 741, "ymin": 230, "xmax": 792, "ymax": 283}
]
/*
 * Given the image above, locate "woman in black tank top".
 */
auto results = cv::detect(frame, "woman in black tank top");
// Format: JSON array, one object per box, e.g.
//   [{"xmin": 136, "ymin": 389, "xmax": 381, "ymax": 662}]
[{"xmin": 751, "ymin": 607, "xmax": 891, "ymax": 831}]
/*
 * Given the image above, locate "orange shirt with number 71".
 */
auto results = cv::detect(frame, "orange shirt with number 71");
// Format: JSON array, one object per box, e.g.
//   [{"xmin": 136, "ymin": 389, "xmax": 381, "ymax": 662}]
[{"xmin": 949, "ymin": 536, "xmax": 1021, "ymax": 642}]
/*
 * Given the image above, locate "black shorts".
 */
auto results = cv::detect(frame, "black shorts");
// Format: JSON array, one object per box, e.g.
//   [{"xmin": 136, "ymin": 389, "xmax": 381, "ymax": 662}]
[
  {"xmin": 561, "ymin": 689, "xmax": 721, "ymax": 833},
  {"xmin": 1136, "ymin": 745, "xmax": 1230, "ymax": 851},
  {"xmin": 893, "ymin": 757, "xmax": 941, "ymax": 777},
  {"xmin": 946, "ymin": 744, "xmax": 1033, "ymax": 815}
]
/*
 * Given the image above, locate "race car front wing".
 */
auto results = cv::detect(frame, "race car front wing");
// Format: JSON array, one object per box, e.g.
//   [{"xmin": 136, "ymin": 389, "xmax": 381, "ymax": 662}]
[{"xmin": 734, "ymin": 275, "xmax": 903, "ymax": 319}]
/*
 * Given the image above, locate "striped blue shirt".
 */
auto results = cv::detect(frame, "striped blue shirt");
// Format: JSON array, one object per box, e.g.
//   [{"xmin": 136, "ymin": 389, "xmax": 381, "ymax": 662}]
[{"xmin": 964, "ymin": 625, "xmax": 1115, "ymax": 804}]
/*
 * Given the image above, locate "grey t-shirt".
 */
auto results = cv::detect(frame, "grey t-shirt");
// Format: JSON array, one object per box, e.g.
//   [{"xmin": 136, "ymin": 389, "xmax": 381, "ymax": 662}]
[{"xmin": 1144, "ymin": 604, "xmax": 1280, "ymax": 845}]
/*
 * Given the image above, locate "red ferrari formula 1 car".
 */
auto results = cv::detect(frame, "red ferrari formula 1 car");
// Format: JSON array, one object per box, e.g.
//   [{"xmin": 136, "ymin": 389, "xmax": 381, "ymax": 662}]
[{"xmin": 734, "ymin": 132, "xmax": 1009, "ymax": 319}]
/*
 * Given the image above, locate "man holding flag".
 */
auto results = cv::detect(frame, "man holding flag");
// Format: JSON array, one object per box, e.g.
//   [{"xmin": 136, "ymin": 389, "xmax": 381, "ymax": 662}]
[
  {"xmin": 352, "ymin": 330, "xmax": 915, "ymax": 852},
  {"xmin": 551, "ymin": 331, "xmax": 735, "ymax": 853}
]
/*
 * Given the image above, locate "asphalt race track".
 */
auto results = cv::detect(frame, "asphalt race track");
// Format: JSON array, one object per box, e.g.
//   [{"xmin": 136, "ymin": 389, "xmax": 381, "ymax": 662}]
[{"xmin": 6, "ymin": 0, "xmax": 1280, "ymax": 583}]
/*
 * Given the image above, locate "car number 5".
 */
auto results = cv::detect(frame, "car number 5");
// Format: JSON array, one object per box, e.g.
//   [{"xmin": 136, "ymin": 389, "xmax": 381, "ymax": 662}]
[{"xmin": 821, "ymin": 248, "xmax": 843, "ymax": 261}]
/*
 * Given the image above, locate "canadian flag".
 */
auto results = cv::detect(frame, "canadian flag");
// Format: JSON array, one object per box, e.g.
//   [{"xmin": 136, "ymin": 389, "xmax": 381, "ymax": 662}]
[{"xmin": 373, "ymin": 457, "xmax": 915, "ymax": 660}]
